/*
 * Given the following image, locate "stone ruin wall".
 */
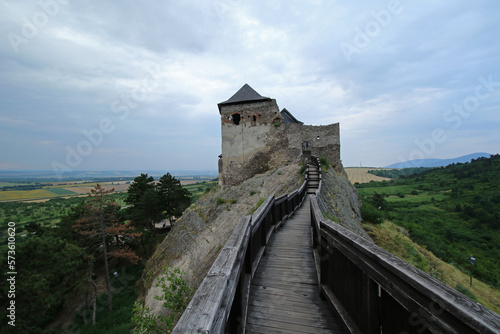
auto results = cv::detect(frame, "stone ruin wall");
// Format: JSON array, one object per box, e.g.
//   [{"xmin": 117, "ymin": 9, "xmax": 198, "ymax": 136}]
[
  {"xmin": 219, "ymin": 100, "xmax": 342, "ymax": 186},
  {"xmin": 219, "ymin": 100, "xmax": 288, "ymax": 186},
  {"xmin": 285, "ymin": 122, "xmax": 341, "ymax": 170}
]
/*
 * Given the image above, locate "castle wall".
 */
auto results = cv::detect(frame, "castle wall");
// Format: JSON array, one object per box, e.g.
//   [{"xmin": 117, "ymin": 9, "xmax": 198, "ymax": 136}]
[
  {"xmin": 219, "ymin": 97, "xmax": 342, "ymax": 186},
  {"xmin": 285, "ymin": 123, "xmax": 340, "ymax": 167},
  {"xmin": 219, "ymin": 100, "xmax": 286, "ymax": 186}
]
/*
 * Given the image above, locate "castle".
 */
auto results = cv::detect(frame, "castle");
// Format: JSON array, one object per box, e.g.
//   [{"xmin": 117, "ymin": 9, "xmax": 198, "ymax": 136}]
[{"xmin": 218, "ymin": 84, "xmax": 341, "ymax": 186}]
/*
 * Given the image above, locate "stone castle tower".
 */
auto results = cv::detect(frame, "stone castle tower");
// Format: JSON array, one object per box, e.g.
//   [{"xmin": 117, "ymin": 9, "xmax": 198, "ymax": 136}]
[{"xmin": 218, "ymin": 84, "xmax": 341, "ymax": 186}]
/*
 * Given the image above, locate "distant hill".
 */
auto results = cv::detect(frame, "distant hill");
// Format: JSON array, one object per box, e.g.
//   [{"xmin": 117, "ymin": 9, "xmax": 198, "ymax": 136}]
[
  {"xmin": 0, "ymin": 170, "xmax": 218, "ymax": 182},
  {"xmin": 385, "ymin": 152, "xmax": 492, "ymax": 168}
]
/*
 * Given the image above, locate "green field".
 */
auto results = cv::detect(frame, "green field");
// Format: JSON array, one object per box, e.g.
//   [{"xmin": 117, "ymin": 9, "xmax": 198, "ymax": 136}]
[
  {"xmin": 0, "ymin": 182, "xmax": 28, "ymax": 187},
  {"xmin": 356, "ymin": 155, "xmax": 500, "ymax": 288},
  {"xmin": 183, "ymin": 181, "xmax": 218, "ymax": 203}
]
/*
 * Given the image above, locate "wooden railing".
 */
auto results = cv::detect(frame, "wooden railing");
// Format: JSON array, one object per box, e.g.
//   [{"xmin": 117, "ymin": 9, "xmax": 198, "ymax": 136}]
[
  {"xmin": 173, "ymin": 170, "xmax": 309, "ymax": 333},
  {"xmin": 309, "ymin": 158, "xmax": 500, "ymax": 334},
  {"xmin": 174, "ymin": 156, "xmax": 500, "ymax": 333}
]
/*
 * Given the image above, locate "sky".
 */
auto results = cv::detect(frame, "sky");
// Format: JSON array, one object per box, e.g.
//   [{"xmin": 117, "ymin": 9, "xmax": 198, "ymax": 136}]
[{"xmin": 1, "ymin": 0, "xmax": 499, "ymax": 175}]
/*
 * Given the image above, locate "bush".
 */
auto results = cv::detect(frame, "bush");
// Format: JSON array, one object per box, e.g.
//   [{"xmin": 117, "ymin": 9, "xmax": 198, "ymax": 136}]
[
  {"xmin": 299, "ymin": 163, "xmax": 306, "ymax": 175},
  {"xmin": 132, "ymin": 266, "xmax": 194, "ymax": 333},
  {"xmin": 361, "ymin": 202, "xmax": 383, "ymax": 224},
  {"xmin": 319, "ymin": 156, "xmax": 329, "ymax": 170}
]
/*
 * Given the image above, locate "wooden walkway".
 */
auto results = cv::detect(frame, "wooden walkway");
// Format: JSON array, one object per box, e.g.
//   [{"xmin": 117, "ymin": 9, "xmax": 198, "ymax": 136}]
[{"xmin": 246, "ymin": 196, "xmax": 345, "ymax": 333}]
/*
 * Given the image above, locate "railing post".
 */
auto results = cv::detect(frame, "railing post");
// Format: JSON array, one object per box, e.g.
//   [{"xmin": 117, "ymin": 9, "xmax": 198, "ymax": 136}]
[{"xmin": 362, "ymin": 274, "xmax": 381, "ymax": 334}]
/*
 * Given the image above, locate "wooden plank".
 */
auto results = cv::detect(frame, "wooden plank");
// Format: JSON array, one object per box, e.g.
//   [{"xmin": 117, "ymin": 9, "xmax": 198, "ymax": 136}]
[
  {"xmin": 246, "ymin": 197, "xmax": 344, "ymax": 333},
  {"xmin": 321, "ymin": 284, "xmax": 362, "ymax": 334},
  {"xmin": 247, "ymin": 316, "xmax": 338, "ymax": 334},
  {"xmin": 173, "ymin": 216, "xmax": 252, "ymax": 333},
  {"xmin": 248, "ymin": 297, "xmax": 336, "ymax": 318}
]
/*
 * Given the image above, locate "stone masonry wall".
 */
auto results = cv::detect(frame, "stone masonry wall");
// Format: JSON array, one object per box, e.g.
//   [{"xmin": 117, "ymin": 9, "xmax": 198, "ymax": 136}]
[
  {"xmin": 219, "ymin": 100, "xmax": 287, "ymax": 186},
  {"xmin": 285, "ymin": 123, "xmax": 340, "ymax": 167},
  {"xmin": 219, "ymin": 99, "xmax": 341, "ymax": 186}
]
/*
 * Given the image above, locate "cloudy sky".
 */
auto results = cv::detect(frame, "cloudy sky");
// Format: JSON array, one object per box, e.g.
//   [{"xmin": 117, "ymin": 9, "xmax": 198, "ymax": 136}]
[{"xmin": 1, "ymin": 0, "xmax": 499, "ymax": 175}]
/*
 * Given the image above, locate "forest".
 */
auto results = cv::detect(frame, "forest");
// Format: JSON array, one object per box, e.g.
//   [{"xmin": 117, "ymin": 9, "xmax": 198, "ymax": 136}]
[
  {"xmin": 357, "ymin": 154, "xmax": 500, "ymax": 288},
  {"xmin": 0, "ymin": 174, "xmax": 217, "ymax": 333}
]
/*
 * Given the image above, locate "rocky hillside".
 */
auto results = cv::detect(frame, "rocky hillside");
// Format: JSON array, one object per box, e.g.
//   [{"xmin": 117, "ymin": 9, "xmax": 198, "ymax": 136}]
[
  {"xmin": 139, "ymin": 164, "xmax": 303, "ymax": 315},
  {"xmin": 318, "ymin": 165, "xmax": 372, "ymax": 241},
  {"xmin": 139, "ymin": 161, "xmax": 370, "ymax": 316}
]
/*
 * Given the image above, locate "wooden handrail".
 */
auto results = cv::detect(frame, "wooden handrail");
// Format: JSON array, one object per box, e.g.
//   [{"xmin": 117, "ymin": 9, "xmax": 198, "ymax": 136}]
[
  {"xmin": 309, "ymin": 172, "xmax": 500, "ymax": 333},
  {"xmin": 173, "ymin": 169, "xmax": 308, "ymax": 333}
]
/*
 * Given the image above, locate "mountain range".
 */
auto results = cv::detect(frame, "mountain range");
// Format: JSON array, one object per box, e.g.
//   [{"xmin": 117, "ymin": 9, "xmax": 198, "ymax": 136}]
[{"xmin": 385, "ymin": 152, "xmax": 492, "ymax": 168}]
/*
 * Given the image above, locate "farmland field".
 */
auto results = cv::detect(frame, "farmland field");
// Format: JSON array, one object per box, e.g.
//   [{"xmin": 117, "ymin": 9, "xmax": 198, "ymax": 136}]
[
  {"xmin": 344, "ymin": 167, "xmax": 392, "ymax": 184},
  {"xmin": 0, "ymin": 182, "xmax": 125, "ymax": 202},
  {"xmin": 0, "ymin": 178, "xmax": 213, "ymax": 202},
  {"xmin": 0, "ymin": 189, "xmax": 55, "ymax": 201},
  {"xmin": 45, "ymin": 188, "xmax": 77, "ymax": 196}
]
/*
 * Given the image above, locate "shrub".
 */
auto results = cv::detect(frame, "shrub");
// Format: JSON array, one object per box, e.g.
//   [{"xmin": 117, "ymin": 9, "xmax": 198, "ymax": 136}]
[
  {"xmin": 132, "ymin": 267, "xmax": 194, "ymax": 333},
  {"xmin": 299, "ymin": 163, "xmax": 306, "ymax": 175},
  {"xmin": 361, "ymin": 202, "xmax": 383, "ymax": 224},
  {"xmin": 319, "ymin": 156, "xmax": 329, "ymax": 170}
]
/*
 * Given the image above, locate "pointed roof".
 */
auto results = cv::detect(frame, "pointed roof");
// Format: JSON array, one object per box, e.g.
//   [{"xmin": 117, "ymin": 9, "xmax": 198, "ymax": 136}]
[
  {"xmin": 218, "ymin": 84, "xmax": 271, "ymax": 109},
  {"xmin": 281, "ymin": 108, "xmax": 303, "ymax": 124}
]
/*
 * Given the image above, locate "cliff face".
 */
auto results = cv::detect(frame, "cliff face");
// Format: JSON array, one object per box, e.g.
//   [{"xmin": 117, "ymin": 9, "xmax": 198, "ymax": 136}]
[
  {"xmin": 140, "ymin": 164, "xmax": 302, "ymax": 315},
  {"xmin": 317, "ymin": 165, "xmax": 372, "ymax": 241}
]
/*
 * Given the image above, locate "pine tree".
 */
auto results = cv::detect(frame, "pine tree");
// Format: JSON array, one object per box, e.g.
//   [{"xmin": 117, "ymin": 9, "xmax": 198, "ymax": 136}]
[{"xmin": 73, "ymin": 185, "xmax": 141, "ymax": 315}]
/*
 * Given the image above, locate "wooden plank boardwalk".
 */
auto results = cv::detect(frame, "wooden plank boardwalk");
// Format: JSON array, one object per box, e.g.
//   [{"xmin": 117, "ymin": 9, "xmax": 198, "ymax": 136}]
[{"xmin": 246, "ymin": 196, "xmax": 345, "ymax": 333}]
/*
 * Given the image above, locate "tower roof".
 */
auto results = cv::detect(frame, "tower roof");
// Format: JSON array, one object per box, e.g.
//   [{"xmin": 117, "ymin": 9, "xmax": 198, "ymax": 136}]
[
  {"xmin": 281, "ymin": 108, "xmax": 303, "ymax": 124},
  {"xmin": 218, "ymin": 84, "xmax": 271, "ymax": 109}
]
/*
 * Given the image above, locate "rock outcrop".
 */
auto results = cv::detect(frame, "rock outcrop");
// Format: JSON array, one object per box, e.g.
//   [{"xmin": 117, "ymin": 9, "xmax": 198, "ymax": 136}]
[
  {"xmin": 317, "ymin": 165, "xmax": 372, "ymax": 241},
  {"xmin": 140, "ymin": 164, "xmax": 302, "ymax": 315},
  {"xmin": 139, "ymin": 162, "xmax": 371, "ymax": 317}
]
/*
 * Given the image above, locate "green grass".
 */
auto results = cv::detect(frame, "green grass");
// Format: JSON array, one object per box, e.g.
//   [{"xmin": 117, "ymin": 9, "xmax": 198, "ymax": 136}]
[
  {"xmin": 183, "ymin": 181, "xmax": 218, "ymax": 203},
  {"xmin": 365, "ymin": 221, "xmax": 500, "ymax": 313},
  {"xmin": 356, "ymin": 155, "xmax": 500, "ymax": 288},
  {"xmin": 248, "ymin": 197, "xmax": 266, "ymax": 215},
  {"xmin": 0, "ymin": 182, "xmax": 28, "ymax": 187}
]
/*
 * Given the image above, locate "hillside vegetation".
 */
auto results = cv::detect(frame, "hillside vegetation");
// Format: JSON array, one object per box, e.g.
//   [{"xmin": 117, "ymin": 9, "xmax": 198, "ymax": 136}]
[
  {"xmin": 357, "ymin": 155, "xmax": 500, "ymax": 290},
  {"xmin": 365, "ymin": 221, "xmax": 500, "ymax": 314}
]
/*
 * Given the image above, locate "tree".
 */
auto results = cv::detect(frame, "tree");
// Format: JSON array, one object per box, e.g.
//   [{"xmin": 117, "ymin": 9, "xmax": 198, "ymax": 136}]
[
  {"xmin": 157, "ymin": 173, "xmax": 191, "ymax": 226},
  {"xmin": 74, "ymin": 185, "xmax": 141, "ymax": 315},
  {"xmin": 370, "ymin": 192, "xmax": 387, "ymax": 210},
  {"xmin": 0, "ymin": 235, "xmax": 87, "ymax": 332},
  {"xmin": 125, "ymin": 173, "xmax": 156, "ymax": 207},
  {"xmin": 125, "ymin": 174, "xmax": 161, "ymax": 253},
  {"xmin": 125, "ymin": 173, "xmax": 191, "ymax": 251}
]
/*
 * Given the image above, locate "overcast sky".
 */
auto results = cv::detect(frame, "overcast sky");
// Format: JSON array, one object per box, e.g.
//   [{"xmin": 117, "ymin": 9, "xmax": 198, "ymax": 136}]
[{"xmin": 1, "ymin": 0, "xmax": 499, "ymax": 175}]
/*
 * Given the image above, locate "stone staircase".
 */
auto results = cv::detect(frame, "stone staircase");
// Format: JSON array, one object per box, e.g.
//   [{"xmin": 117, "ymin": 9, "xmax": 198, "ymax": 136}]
[{"xmin": 307, "ymin": 163, "xmax": 320, "ymax": 194}]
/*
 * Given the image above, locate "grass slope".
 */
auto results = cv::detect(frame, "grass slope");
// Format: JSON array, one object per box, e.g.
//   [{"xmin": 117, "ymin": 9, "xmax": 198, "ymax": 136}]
[
  {"xmin": 365, "ymin": 221, "xmax": 500, "ymax": 314},
  {"xmin": 357, "ymin": 155, "xmax": 500, "ymax": 294}
]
